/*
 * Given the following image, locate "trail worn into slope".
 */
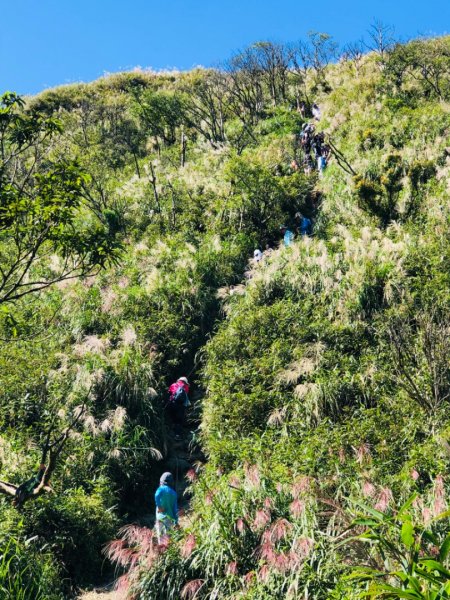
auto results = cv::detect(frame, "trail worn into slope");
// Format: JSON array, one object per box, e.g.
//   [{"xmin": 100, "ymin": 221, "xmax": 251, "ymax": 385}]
[
  {"xmin": 78, "ymin": 149, "xmax": 322, "ymax": 598},
  {"xmin": 80, "ymin": 588, "xmax": 122, "ymax": 600}
]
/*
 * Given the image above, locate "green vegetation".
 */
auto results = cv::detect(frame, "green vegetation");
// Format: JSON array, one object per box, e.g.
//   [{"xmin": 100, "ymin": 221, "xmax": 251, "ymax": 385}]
[{"xmin": 1, "ymin": 32, "xmax": 450, "ymax": 598}]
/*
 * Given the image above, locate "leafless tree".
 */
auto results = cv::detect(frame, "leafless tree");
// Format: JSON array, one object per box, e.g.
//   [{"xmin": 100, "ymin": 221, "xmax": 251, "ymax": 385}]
[
  {"xmin": 252, "ymin": 41, "xmax": 291, "ymax": 106},
  {"xmin": 365, "ymin": 20, "xmax": 396, "ymax": 62},
  {"xmin": 291, "ymin": 32, "xmax": 337, "ymax": 96},
  {"xmin": 341, "ymin": 40, "xmax": 366, "ymax": 75},
  {"xmin": 182, "ymin": 70, "xmax": 228, "ymax": 147},
  {"xmin": 224, "ymin": 49, "xmax": 265, "ymax": 123}
]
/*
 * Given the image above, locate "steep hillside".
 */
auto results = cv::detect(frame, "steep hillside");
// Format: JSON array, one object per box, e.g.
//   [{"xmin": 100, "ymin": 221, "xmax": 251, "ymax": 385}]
[
  {"xmin": 127, "ymin": 41, "xmax": 450, "ymax": 599},
  {"xmin": 1, "ymin": 35, "xmax": 450, "ymax": 599}
]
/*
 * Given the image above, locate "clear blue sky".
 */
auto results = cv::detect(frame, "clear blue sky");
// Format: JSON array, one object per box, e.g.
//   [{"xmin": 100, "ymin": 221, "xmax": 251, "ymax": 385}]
[{"xmin": 2, "ymin": 0, "xmax": 450, "ymax": 96}]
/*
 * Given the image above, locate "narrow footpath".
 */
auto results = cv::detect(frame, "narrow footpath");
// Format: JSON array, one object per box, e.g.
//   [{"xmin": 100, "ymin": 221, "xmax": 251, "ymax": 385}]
[{"xmin": 78, "ymin": 124, "xmax": 326, "ymax": 597}]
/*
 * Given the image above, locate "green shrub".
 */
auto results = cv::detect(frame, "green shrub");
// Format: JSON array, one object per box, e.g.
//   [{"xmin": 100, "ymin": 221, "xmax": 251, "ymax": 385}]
[{"xmin": 25, "ymin": 485, "xmax": 118, "ymax": 587}]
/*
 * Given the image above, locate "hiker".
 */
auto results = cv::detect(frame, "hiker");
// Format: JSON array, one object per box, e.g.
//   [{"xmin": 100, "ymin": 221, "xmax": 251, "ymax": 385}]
[
  {"xmin": 301, "ymin": 123, "xmax": 316, "ymax": 154},
  {"xmin": 253, "ymin": 249, "xmax": 263, "ymax": 263},
  {"xmin": 303, "ymin": 155, "xmax": 314, "ymax": 175},
  {"xmin": 290, "ymin": 159, "xmax": 299, "ymax": 172},
  {"xmin": 295, "ymin": 212, "xmax": 313, "ymax": 237},
  {"xmin": 301, "ymin": 135, "xmax": 311, "ymax": 154},
  {"xmin": 280, "ymin": 225, "xmax": 294, "ymax": 247},
  {"xmin": 312, "ymin": 103, "xmax": 321, "ymax": 121},
  {"xmin": 311, "ymin": 132, "xmax": 325, "ymax": 158},
  {"xmin": 301, "ymin": 124, "xmax": 314, "ymax": 151},
  {"xmin": 298, "ymin": 100, "xmax": 307, "ymax": 117},
  {"xmin": 154, "ymin": 472, "xmax": 179, "ymax": 543},
  {"xmin": 167, "ymin": 377, "xmax": 190, "ymax": 438}
]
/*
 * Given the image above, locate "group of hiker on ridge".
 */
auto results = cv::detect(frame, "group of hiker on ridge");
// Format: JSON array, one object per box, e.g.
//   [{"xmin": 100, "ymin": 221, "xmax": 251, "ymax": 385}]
[
  {"xmin": 249, "ymin": 102, "xmax": 325, "ymax": 262},
  {"xmin": 290, "ymin": 102, "xmax": 330, "ymax": 176},
  {"xmin": 270, "ymin": 103, "xmax": 326, "ymax": 253}
]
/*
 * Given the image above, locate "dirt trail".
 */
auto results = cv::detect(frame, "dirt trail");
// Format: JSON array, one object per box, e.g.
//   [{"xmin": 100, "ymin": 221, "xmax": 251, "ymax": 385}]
[{"xmin": 80, "ymin": 588, "xmax": 124, "ymax": 600}]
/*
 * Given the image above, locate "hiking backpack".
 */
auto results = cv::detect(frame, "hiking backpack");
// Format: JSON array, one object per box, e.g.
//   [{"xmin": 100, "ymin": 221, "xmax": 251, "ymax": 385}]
[{"xmin": 171, "ymin": 384, "xmax": 188, "ymax": 406}]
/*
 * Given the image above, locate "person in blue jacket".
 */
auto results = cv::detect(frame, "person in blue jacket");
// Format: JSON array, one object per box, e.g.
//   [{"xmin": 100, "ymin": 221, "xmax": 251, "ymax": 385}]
[
  {"xmin": 318, "ymin": 155, "xmax": 327, "ymax": 174},
  {"xmin": 155, "ymin": 472, "xmax": 179, "ymax": 543},
  {"xmin": 295, "ymin": 212, "xmax": 313, "ymax": 237}
]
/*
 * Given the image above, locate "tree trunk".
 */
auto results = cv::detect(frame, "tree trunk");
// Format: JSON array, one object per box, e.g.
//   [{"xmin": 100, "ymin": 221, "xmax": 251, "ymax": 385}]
[{"xmin": 181, "ymin": 128, "xmax": 186, "ymax": 167}]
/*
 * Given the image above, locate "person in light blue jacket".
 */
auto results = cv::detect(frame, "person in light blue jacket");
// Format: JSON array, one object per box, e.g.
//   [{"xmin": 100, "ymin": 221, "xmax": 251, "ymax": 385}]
[
  {"xmin": 280, "ymin": 225, "xmax": 294, "ymax": 247},
  {"xmin": 155, "ymin": 472, "xmax": 178, "ymax": 543}
]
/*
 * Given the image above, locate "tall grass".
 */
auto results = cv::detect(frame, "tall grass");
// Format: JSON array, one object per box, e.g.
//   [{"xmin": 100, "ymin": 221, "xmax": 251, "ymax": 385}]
[{"xmin": 0, "ymin": 535, "xmax": 61, "ymax": 600}]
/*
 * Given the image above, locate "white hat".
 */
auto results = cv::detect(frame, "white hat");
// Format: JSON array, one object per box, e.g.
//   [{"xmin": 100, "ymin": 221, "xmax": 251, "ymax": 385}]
[{"xmin": 178, "ymin": 376, "xmax": 189, "ymax": 384}]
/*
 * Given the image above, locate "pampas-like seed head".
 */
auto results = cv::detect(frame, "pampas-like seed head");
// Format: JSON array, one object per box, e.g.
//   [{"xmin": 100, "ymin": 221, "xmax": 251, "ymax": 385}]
[
  {"xmin": 181, "ymin": 534, "xmax": 196, "ymax": 558},
  {"xmin": 181, "ymin": 579, "xmax": 204, "ymax": 599}
]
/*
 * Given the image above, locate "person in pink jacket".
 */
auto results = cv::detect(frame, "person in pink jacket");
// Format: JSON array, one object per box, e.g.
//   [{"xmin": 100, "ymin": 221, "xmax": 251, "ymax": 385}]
[{"xmin": 167, "ymin": 377, "xmax": 190, "ymax": 438}]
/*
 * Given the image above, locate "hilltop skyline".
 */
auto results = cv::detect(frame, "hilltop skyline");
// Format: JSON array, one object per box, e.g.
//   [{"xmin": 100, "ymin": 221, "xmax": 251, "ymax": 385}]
[{"xmin": 2, "ymin": 0, "xmax": 450, "ymax": 95}]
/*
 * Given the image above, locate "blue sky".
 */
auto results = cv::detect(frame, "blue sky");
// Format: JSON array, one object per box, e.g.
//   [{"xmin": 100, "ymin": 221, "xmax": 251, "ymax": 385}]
[{"xmin": 2, "ymin": 0, "xmax": 450, "ymax": 96}]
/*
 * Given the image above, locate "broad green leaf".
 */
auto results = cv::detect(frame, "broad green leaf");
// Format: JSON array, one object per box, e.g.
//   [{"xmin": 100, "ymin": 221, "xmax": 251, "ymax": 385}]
[
  {"xmin": 420, "ymin": 559, "xmax": 450, "ymax": 578},
  {"xmin": 371, "ymin": 582, "xmax": 422, "ymax": 599},
  {"xmin": 401, "ymin": 521, "xmax": 415, "ymax": 549}
]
